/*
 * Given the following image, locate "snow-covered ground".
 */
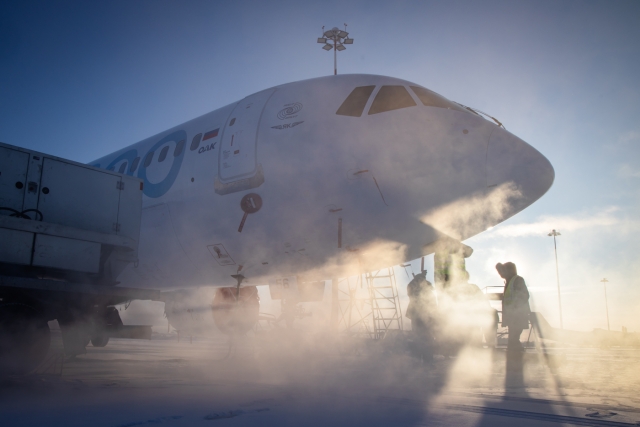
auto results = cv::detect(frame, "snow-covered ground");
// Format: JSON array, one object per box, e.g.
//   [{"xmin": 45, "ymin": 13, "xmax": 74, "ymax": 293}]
[{"xmin": 1, "ymin": 331, "xmax": 639, "ymax": 427}]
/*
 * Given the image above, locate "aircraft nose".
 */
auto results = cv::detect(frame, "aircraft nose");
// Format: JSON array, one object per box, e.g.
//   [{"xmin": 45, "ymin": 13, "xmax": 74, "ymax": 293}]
[{"xmin": 486, "ymin": 127, "xmax": 554, "ymax": 206}]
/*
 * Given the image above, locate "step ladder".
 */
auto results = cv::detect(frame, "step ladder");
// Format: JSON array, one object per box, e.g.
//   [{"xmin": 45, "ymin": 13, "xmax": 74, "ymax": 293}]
[
  {"xmin": 336, "ymin": 267, "xmax": 404, "ymax": 340},
  {"xmin": 366, "ymin": 268, "xmax": 404, "ymax": 340},
  {"xmin": 336, "ymin": 274, "xmax": 374, "ymax": 338}
]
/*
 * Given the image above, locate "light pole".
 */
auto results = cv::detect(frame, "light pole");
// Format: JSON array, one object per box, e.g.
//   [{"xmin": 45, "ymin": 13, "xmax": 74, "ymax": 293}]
[
  {"xmin": 600, "ymin": 278, "xmax": 610, "ymax": 331},
  {"xmin": 548, "ymin": 229, "xmax": 563, "ymax": 329},
  {"xmin": 317, "ymin": 24, "xmax": 353, "ymax": 75}
]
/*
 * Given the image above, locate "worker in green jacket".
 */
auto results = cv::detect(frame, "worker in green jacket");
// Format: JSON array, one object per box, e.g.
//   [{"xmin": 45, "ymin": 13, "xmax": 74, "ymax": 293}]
[
  {"xmin": 406, "ymin": 271, "xmax": 437, "ymax": 362},
  {"xmin": 496, "ymin": 262, "xmax": 531, "ymax": 351}
]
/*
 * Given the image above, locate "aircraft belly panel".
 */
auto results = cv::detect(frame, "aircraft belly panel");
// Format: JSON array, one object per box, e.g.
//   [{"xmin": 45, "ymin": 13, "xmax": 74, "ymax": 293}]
[{"xmin": 126, "ymin": 203, "xmax": 200, "ymax": 288}]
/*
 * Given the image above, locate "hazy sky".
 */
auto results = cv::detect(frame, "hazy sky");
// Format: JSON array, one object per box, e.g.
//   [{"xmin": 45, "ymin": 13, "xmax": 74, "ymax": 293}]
[{"xmin": 1, "ymin": 0, "xmax": 639, "ymax": 331}]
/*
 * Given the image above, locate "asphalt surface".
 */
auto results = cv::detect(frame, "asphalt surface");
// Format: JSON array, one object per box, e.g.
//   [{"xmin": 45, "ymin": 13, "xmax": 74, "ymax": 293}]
[{"xmin": 1, "ymin": 331, "xmax": 639, "ymax": 427}]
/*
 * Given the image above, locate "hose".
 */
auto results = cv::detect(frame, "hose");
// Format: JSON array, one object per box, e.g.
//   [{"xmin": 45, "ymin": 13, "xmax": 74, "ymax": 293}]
[{"xmin": 0, "ymin": 207, "xmax": 44, "ymax": 221}]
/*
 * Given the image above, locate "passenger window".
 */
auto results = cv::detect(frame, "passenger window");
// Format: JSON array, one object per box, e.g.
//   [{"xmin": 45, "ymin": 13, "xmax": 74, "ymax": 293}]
[
  {"xmin": 144, "ymin": 151, "xmax": 154, "ymax": 167},
  {"xmin": 368, "ymin": 86, "xmax": 416, "ymax": 115},
  {"xmin": 130, "ymin": 157, "xmax": 140, "ymax": 173},
  {"xmin": 336, "ymin": 86, "xmax": 375, "ymax": 117},
  {"xmin": 190, "ymin": 133, "xmax": 202, "ymax": 151},
  {"xmin": 174, "ymin": 139, "xmax": 185, "ymax": 157},
  {"xmin": 118, "ymin": 162, "xmax": 128, "ymax": 174},
  {"xmin": 410, "ymin": 86, "xmax": 467, "ymax": 112},
  {"xmin": 158, "ymin": 146, "xmax": 169, "ymax": 162}
]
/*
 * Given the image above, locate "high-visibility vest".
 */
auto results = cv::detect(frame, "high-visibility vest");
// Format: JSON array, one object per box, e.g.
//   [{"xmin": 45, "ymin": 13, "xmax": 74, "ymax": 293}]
[{"xmin": 503, "ymin": 275, "xmax": 518, "ymax": 306}]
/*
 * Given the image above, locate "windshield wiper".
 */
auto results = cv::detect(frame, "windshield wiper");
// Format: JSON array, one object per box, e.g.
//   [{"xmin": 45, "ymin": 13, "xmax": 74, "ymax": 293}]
[{"xmin": 455, "ymin": 103, "xmax": 505, "ymax": 129}]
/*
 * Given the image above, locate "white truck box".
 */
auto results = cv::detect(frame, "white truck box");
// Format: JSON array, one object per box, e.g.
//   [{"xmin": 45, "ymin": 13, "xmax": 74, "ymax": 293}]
[{"xmin": 0, "ymin": 142, "xmax": 142, "ymax": 280}]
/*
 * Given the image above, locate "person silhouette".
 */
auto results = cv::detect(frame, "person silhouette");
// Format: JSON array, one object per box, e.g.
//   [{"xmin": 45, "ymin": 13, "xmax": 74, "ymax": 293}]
[
  {"xmin": 495, "ymin": 262, "xmax": 530, "ymax": 352},
  {"xmin": 406, "ymin": 271, "xmax": 437, "ymax": 362}
]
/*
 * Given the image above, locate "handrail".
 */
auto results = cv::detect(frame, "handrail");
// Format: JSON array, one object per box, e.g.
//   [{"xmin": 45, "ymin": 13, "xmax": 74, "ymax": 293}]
[{"xmin": 482, "ymin": 285, "xmax": 504, "ymax": 301}]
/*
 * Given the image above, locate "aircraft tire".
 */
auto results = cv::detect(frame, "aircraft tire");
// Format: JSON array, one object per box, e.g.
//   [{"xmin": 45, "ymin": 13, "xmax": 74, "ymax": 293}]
[
  {"xmin": 0, "ymin": 303, "xmax": 51, "ymax": 376},
  {"xmin": 90, "ymin": 333, "xmax": 109, "ymax": 347}
]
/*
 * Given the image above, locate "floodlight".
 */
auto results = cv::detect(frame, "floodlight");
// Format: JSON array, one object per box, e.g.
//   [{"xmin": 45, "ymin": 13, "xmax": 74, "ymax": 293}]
[{"xmin": 317, "ymin": 24, "xmax": 353, "ymax": 75}]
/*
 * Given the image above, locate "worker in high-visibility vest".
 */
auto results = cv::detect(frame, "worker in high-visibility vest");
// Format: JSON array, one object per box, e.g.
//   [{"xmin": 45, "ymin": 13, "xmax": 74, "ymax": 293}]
[{"xmin": 495, "ymin": 262, "xmax": 531, "ymax": 351}]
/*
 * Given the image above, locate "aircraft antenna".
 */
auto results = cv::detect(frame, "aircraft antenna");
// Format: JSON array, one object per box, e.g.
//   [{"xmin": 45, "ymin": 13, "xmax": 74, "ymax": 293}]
[{"xmin": 317, "ymin": 24, "xmax": 354, "ymax": 75}]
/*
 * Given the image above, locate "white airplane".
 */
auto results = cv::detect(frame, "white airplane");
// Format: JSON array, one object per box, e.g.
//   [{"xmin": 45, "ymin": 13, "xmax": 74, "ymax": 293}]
[
  {"xmin": 92, "ymin": 73, "xmax": 554, "ymax": 293},
  {"xmin": 89, "ymin": 73, "xmax": 554, "ymax": 337},
  {"xmin": 0, "ymin": 74, "xmax": 554, "ymax": 372}
]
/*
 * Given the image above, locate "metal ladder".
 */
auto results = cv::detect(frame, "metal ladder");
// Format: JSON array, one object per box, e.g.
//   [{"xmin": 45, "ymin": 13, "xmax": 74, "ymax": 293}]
[
  {"xmin": 336, "ymin": 267, "xmax": 405, "ymax": 340},
  {"xmin": 336, "ymin": 274, "xmax": 374, "ymax": 338},
  {"xmin": 365, "ymin": 268, "xmax": 404, "ymax": 340}
]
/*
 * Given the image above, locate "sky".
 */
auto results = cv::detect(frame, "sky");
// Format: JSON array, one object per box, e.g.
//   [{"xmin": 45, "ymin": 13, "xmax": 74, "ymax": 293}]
[{"xmin": 1, "ymin": 0, "xmax": 639, "ymax": 331}]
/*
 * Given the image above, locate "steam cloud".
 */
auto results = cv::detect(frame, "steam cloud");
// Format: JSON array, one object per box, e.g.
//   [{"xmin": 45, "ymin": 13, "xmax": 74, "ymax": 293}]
[{"xmin": 421, "ymin": 183, "xmax": 522, "ymax": 240}]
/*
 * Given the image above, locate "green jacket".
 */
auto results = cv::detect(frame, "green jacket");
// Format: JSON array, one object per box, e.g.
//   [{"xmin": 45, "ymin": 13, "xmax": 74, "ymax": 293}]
[
  {"xmin": 406, "ymin": 273, "xmax": 435, "ymax": 322},
  {"xmin": 502, "ymin": 275, "xmax": 531, "ymax": 329}
]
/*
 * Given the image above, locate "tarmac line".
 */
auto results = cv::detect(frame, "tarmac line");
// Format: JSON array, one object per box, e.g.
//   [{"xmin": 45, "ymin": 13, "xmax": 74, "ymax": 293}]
[
  {"xmin": 456, "ymin": 392, "xmax": 640, "ymax": 415},
  {"xmin": 442, "ymin": 404, "xmax": 637, "ymax": 427}
]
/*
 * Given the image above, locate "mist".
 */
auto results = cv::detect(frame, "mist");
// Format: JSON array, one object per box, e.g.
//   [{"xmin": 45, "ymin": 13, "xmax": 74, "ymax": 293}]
[
  {"xmin": 13, "ymin": 263, "xmax": 639, "ymax": 426},
  {"xmin": 2, "ymin": 0, "xmax": 640, "ymax": 425}
]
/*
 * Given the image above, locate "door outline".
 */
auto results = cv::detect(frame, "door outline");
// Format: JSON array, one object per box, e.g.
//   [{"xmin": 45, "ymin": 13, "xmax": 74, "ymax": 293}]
[{"xmin": 215, "ymin": 88, "xmax": 276, "ymax": 195}]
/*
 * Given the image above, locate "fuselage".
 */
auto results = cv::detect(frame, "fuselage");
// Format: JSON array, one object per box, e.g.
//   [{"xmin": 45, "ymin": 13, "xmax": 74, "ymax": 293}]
[{"xmin": 92, "ymin": 74, "xmax": 554, "ymax": 290}]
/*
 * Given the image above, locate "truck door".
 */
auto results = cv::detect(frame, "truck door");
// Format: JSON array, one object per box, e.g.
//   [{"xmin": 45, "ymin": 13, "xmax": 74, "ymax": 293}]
[
  {"xmin": 0, "ymin": 145, "xmax": 29, "ymax": 215},
  {"xmin": 215, "ymin": 88, "xmax": 276, "ymax": 195}
]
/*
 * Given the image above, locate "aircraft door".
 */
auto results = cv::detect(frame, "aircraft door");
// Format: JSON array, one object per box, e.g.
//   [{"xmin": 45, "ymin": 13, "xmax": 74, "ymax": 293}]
[{"xmin": 215, "ymin": 88, "xmax": 276, "ymax": 195}]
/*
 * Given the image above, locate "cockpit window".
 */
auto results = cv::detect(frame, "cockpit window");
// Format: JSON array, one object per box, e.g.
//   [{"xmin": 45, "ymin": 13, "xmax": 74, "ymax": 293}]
[
  {"xmin": 336, "ymin": 85, "xmax": 375, "ymax": 117},
  {"xmin": 410, "ymin": 86, "xmax": 468, "ymax": 113},
  {"xmin": 368, "ymin": 86, "xmax": 417, "ymax": 115}
]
